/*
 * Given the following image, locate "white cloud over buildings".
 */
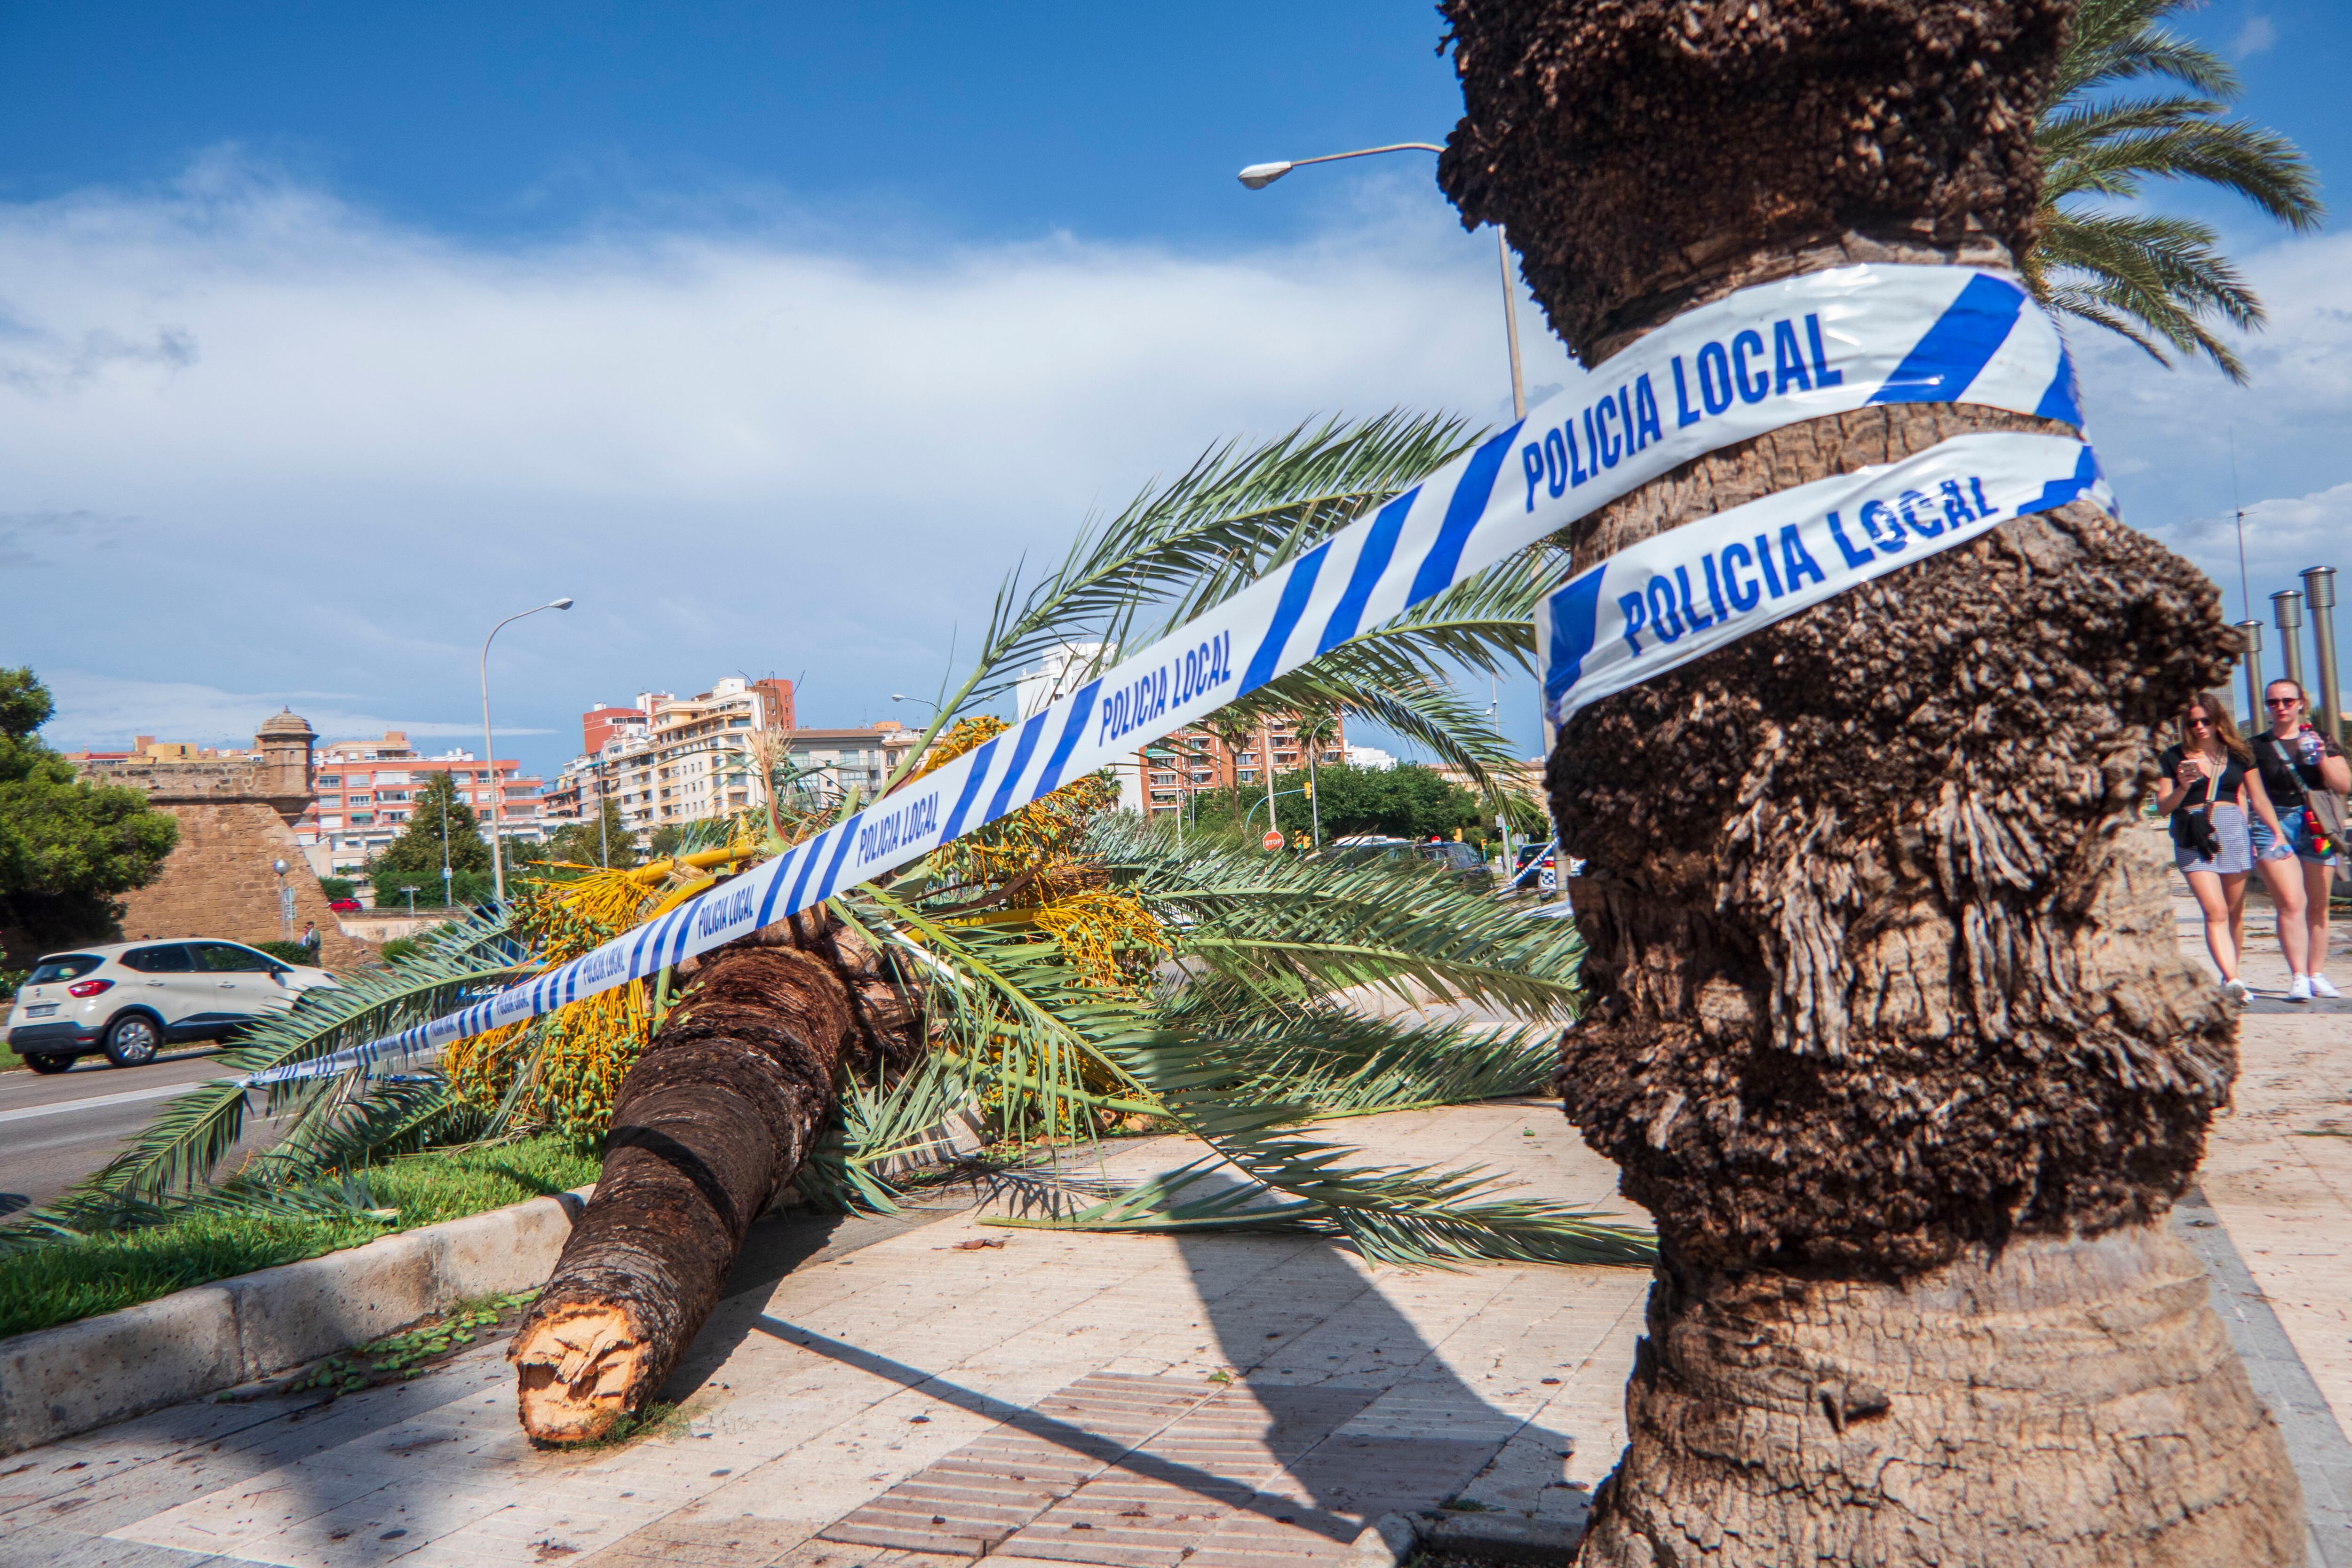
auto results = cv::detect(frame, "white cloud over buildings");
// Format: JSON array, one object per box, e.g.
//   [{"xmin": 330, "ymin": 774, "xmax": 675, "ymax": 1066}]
[{"xmin": 1, "ymin": 154, "xmax": 2345, "ymax": 766}]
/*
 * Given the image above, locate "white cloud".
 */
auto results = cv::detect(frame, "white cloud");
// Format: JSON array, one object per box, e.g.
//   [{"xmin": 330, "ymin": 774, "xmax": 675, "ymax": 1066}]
[
  {"xmin": 5, "ymin": 157, "xmax": 2344, "ymax": 773},
  {"xmin": 2158, "ymin": 481, "xmax": 2352, "ymax": 613},
  {"xmin": 0, "ymin": 156, "xmax": 1561, "ymax": 770},
  {"xmin": 2233, "ymin": 14, "xmax": 2278, "ymax": 57},
  {"xmin": 2068, "ymin": 229, "xmax": 2352, "ymax": 622},
  {"xmin": 34, "ymin": 670, "xmax": 549, "ymax": 754}
]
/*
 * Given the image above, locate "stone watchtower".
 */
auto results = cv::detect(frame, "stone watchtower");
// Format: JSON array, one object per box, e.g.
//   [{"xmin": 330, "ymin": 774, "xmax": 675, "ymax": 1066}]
[
  {"xmin": 76, "ymin": 710, "xmax": 361, "ymax": 966},
  {"xmin": 252, "ymin": 709, "xmax": 318, "ymax": 820}
]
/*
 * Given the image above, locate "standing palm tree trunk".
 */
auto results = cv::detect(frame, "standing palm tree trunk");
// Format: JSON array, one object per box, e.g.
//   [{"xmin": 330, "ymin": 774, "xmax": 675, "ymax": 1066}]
[{"xmin": 1438, "ymin": 2, "xmax": 2303, "ymax": 1562}]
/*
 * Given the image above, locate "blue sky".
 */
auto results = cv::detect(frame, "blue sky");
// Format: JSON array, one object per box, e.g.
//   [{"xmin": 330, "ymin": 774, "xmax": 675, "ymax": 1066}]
[{"xmin": 2, "ymin": 1, "xmax": 2345, "ymax": 780}]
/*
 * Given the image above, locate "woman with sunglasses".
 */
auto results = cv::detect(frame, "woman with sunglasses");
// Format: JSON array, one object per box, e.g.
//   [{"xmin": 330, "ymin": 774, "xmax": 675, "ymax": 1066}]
[
  {"xmin": 2250, "ymin": 678, "xmax": 2350, "ymax": 999},
  {"xmin": 2154, "ymin": 691, "xmax": 2305, "ymax": 1002}
]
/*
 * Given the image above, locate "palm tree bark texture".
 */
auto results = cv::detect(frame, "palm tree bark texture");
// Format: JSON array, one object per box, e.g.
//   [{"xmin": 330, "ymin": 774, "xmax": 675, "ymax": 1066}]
[
  {"xmin": 510, "ymin": 907, "xmax": 914, "ymax": 1443},
  {"xmin": 1440, "ymin": 3, "xmax": 2302, "ymax": 1565}
]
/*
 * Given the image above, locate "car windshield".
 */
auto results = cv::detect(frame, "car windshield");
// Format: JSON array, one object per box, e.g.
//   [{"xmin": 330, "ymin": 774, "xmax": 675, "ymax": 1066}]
[
  {"xmin": 27, "ymin": 955, "xmax": 103, "ymax": 984},
  {"xmin": 193, "ymin": 942, "xmax": 278, "ymax": 973}
]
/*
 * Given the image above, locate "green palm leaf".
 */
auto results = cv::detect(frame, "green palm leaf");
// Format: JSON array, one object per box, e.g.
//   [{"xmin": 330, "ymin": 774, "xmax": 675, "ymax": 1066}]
[
  {"xmin": 14, "ymin": 915, "xmax": 526, "ymax": 1227},
  {"xmin": 2030, "ymin": 0, "xmax": 2322, "ymax": 381}
]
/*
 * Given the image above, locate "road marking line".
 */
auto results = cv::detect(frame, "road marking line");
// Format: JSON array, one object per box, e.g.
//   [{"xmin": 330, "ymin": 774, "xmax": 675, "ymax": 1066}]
[{"xmin": 0, "ymin": 1078, "xmax": 230, "ymax": 1125}]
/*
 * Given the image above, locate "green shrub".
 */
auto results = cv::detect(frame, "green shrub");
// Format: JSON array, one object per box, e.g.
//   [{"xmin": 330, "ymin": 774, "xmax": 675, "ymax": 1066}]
[{"xmin": 251, "ymin": 940, "xmax": 316, "ymax": 966}]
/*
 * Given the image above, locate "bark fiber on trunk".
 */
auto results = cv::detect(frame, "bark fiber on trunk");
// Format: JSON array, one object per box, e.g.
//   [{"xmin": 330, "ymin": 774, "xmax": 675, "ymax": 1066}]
[
  {"xmin": 1585, "ymin": 1223, "xmax": 2302, "ymax": 1567},
  {"xmin": 1438, "ymin": 1, "xmax": 2304, "ymax": 1560},
  {"xmin": 511, "ymin": 908, "xmax": 910, "ymax": 1444}
]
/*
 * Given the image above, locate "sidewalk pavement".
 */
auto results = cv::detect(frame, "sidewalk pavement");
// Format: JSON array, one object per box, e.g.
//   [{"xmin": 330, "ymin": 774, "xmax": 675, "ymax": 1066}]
[
  {"xmin": 4, "ymin": 863, "xmax": 2346, "ymax": 1568},
  {"xmin": 0, "ymin": 1101, "xmax": 1650, "ymax": 1568}
]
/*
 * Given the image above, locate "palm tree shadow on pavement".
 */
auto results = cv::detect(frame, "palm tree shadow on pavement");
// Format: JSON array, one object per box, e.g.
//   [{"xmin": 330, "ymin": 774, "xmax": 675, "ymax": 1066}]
[
  {"xmin": 669, "ymin": 1167, "xmax": 1583, "ymax": 1545},
  {"xmin": 1166, "ymin": 1226, "xmax": 1584, "ymax": 1536}
]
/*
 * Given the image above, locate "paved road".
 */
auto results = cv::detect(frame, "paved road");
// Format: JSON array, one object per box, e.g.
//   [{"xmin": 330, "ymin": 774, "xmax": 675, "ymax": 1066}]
[{"xmin": 0, "ymin": 1046, "xmax": 243, "ymax": 1215}]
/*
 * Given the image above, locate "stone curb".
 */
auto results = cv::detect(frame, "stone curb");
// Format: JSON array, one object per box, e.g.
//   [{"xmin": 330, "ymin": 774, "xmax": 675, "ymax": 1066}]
[
  {"xmin": 0, "ymin": 1184, "xmax": 593, "ymax": 1458},
  {"xmin": 1352, "ymin": 1508, "xmax": 1588, "ymax": 1565}
]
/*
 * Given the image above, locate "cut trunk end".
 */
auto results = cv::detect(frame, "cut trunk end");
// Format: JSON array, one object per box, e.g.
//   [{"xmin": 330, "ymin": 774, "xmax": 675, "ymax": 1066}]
[
  {"xmin": 1579, "ymin": 1221, "xmax": 2304, "ymax": 1567},
  {"xmin": 509, "ymin": 935, "xmax": 880, "ymax": 1445},
  {"xmin": 513, "ymin": 1303, "xmax": 652, "ymax": 1444}
]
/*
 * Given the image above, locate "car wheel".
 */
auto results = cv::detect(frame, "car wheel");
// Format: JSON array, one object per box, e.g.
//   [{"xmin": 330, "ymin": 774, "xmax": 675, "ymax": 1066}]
[
  {"xmin": 21, "ymin": 1052, "xmax": 75, "ymax": 1075},
  {"xmin": 103, "ymin": 1014, "xmax": 162, "ymax": 1067}
]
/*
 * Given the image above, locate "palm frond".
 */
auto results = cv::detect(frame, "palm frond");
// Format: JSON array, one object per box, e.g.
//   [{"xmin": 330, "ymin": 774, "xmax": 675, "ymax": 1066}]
[
  {"xmin": 998, "ymin": 1029, "xmax": 1651, "ymax": 1267},
  {"xmin": 953, "ymin": 412, "xmax": 1476, "ymax": 714},
  {"xmin": 2050, "ymin": 0, "xmax": 2240, "ymax": 102},
  {"xmin": 2030, "ymin": 0, "xmax": 2322, "ymax": 382},
  {"xmin": 1167, "ymin": 1002, "xmax": 1563, "ymax": 1120},
  {"xmin": 29, "ymin": 914, "xmax": 525, "ymax": 1217},
  {"xmin": 862, "ymin": 834, "xmax": 1631, "ymax": 1267},
  {"xmin": 2035, "ymin": 210, "xmax": 2260, "ymax": 377},
  {"xmin": 1095, "ymin": 816, "xmax": 1585, "ymax": 1019}
]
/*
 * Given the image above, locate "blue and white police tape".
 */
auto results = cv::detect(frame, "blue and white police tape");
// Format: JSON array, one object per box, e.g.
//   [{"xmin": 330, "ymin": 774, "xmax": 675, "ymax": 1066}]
[
  {"xmin": 1534, "ymin": 431, "xmax": 2113, "ymax": 736},
  {"xmin": 245, "ymin": 264, "xmax": 2094, "ymax": 1089}
]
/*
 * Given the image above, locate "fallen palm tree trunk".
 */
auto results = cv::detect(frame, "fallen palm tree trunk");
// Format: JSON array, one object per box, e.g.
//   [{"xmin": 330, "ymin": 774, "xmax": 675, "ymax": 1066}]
[{"xmin": 510, "ymin": 912, "xmax": 903, "ymax": 1443}]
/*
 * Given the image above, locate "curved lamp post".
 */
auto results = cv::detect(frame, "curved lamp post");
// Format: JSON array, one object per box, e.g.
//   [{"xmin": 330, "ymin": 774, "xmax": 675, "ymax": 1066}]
[
  {"xmin": 481, "ymin": 597, "xmax": 573, "ymax": 905},
  {"xmin": 1239, "ymin": 143, "xmax": 1527, "ymax": 420}
]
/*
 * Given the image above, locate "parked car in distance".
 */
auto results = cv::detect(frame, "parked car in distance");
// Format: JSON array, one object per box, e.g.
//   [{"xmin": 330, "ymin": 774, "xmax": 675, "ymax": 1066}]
[
  {"xmin": 1325, "ymin": 835, "xmax": 1494, "ymax": 890},
  {"xmin": 4, "ymin": 940, "xmax": 339, "ymax": 1072},
  {"xmin": 328, "ymin": 897, "xmax": 362, "ymax": 913}
]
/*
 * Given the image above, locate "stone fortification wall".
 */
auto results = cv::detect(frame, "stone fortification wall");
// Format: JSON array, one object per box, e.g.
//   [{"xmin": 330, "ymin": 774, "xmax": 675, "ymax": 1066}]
[
  {"xmin": 75, "ymin": 710, "xmax": 367, "ymax": 968},
  {"xmin": 112, "ymin": 802, "xmax": 366, "ymax": 968}
]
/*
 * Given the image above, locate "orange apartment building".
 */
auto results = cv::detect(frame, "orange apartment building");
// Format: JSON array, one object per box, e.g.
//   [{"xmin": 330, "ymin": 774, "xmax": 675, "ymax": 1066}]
[
  {"xmin": 1135, "ymin": 711, "xmax": 1346, "ymax": 818},
  {"xmin": 295, "ymin": 733, "xmax": 547, "ymax": 875}
]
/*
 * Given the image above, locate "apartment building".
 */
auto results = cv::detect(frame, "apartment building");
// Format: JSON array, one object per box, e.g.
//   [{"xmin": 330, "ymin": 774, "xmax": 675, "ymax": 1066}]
[
  {"xmin": 294, "ymin": 732, "xmax": 546, "ymax": 874},
  {"xmin": 1135, "ymin": 712, "xmax": 1346, "ymax": 818},
  {"xmin": 539, "ymin": 677, "xmax": 919, "ymax": 840}
]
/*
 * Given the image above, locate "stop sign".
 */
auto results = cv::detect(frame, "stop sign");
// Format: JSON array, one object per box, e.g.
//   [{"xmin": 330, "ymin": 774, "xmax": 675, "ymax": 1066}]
[{"xmin": 1262, "ymin": 829, "xmax": 1285, "ymax": 852}]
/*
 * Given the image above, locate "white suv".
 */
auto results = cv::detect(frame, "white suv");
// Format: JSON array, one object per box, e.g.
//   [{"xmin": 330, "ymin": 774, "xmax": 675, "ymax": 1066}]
[{"xmin": 5, "ymin": 940, "xmax": 339, "ymax": 1072}]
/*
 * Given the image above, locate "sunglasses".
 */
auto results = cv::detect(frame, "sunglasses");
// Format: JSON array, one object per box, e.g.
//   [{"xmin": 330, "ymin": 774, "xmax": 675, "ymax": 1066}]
[
  {"xmin": 2266, "ymin": 697, "xmax": 2303, "ymax": 708},
  {"xmin": 2186, "ymin": 716, "xmax": 2217, "ymax": 729}
]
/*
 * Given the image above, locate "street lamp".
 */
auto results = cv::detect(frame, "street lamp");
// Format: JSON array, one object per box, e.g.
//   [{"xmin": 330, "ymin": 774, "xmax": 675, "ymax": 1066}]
[
  {"xmin": 271, "ymin": 857, "xmax": 291, "ymax": 937},
  {"xmin": 1239, "ymin": 143, "xmax": 1527, "ymax": 420},
  {"xmin": 480, "ymin": 597, "xmax": 574, "ymax": 905}
]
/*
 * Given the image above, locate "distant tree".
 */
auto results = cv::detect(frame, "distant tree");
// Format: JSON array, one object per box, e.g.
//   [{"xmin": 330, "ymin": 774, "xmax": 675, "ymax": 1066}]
[
  {"xmin": 1266, "ymin": 762, "xmax": 1484, "ymax": 843},
  {"xmin": 369, "ymin": 772, "xmax": 492, "ymax": 878},
  {"xmin": 538, "ymin": 798, "xmax": 637, "ymax": 871},
  {"xmin": 0, "ymin": 667, "xmax": 180, "ymax": 960},
  {"xmin": 646, "ymin": 824, "xmax": 689, "ymax": 860}
]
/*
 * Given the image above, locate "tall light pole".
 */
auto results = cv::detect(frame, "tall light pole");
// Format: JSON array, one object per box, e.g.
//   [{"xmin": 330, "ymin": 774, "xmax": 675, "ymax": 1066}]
[
  {"xmin": 1239, "ymin": 143, "xmax": 1527, "ymax": 420},
  {"xmin": 480, "ymin": 597, "xmax": 573, "ymax": 905}
]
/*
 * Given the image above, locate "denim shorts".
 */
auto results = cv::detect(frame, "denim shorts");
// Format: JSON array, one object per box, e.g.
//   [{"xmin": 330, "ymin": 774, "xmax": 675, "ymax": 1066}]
[{"xmin": 2251, "ymin": 808, "xmax": 2338, "ymax": 866}]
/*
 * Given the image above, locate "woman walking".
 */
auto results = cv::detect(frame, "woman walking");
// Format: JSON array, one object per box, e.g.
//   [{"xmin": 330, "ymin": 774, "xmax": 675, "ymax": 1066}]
[
  {"xmin": 2251, "ymin": 679, "xmax": 2350, "ymax": 999},
  {"xmin": 2155, "ymin": 693, "xmax": 2305, "ymax": 1002}
]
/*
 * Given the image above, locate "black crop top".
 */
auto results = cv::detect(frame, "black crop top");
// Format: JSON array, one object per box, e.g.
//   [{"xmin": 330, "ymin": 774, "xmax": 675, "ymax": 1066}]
[{"xmin": 2156, "ymin": 743, "xmax": 2247, "ymax": 811}]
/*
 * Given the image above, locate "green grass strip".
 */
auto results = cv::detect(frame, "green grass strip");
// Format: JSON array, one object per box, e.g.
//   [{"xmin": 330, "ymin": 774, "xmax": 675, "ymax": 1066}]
[{"xmin": 0, "ymin": 1135, "xmax": 600, "ymax": 1342}]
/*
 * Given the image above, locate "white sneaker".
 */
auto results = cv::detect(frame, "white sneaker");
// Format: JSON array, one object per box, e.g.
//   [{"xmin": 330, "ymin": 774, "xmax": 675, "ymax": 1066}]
[
  {"xmin": 2288, "ymin": 974, "xmax": 2313, "ymax": 1002},
  {"xmin": 2312, "ymin": 974, "xmax": 2343, "ymax": 1000},
  {"xmin": 2223, "ymin": 979, "xmax": 2254, "ymax": 1004}
]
